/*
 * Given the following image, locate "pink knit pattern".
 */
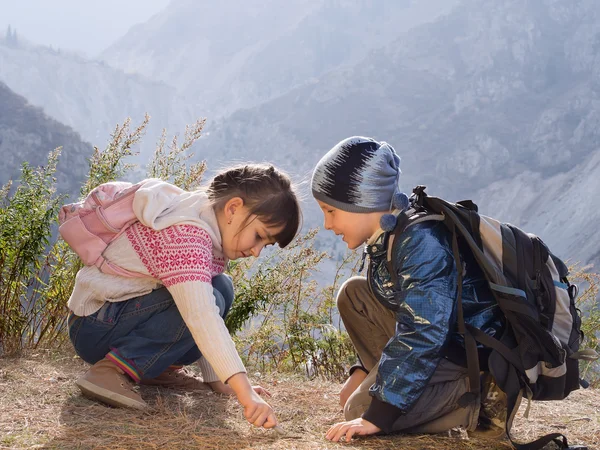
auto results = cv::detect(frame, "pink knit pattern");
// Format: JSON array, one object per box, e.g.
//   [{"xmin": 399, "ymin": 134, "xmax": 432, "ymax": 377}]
[{"xmin": 126, "ymin": 223, "xmax": 226, "ymax": 287}]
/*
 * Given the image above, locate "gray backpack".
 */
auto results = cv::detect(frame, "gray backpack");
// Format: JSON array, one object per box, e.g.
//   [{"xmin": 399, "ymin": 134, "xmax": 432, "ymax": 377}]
[{"xmin": 386, "ymin": 186, "xmax": 597, "ymax": 450}]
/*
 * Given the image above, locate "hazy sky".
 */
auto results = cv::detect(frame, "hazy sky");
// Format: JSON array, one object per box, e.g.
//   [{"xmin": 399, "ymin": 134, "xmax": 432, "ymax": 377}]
[{"xmin": 0, "ymin": 0, "xmax": 171, "ymax": 56}]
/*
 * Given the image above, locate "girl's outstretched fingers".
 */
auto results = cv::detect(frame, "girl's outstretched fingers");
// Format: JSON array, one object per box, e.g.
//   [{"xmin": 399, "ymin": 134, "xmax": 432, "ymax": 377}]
[{"xmin": 252, "ymin": 385, "xmax": 272, "ymax": 397}]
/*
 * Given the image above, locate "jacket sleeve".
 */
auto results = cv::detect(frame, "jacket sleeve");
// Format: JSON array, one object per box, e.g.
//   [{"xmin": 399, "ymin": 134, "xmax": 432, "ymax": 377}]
[
  {"xmin": 125, "ymin": 222, "xmax": 246, "ymax": 383},
  {"xmin": 363, "ymin": 224, "xmax": 457, "ymax": 432}
]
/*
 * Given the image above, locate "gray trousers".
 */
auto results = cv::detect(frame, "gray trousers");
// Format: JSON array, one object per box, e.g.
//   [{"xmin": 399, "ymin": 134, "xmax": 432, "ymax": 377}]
[{"xmin": 338, "ymin": 276, "xmax": 479, "ymax": 433}]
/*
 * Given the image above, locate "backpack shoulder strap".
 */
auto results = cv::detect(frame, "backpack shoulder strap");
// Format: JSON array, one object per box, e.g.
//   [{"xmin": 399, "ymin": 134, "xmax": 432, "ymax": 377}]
[
  {"xmin": 396, "ymin": 188, "xmax": 588, "ymax": 450},
  {"xmin": 387, "ymin": 187, "xmax": 485, "ymax": 407},
  {"xmin": 385, "ymin": 207, "xmax": 444, "ymax": 289}
]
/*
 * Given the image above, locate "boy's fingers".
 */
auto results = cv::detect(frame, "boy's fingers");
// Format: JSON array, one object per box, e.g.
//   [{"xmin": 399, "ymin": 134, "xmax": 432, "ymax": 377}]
[
  {"xmin": 346, "ymin": 427, "xmax": 358, "ymax": 442},
  {"xmin": 334, "ymin": 424, "xmax": 350, "ymax": 442},
  {"xmin": 327, "ymin": 423, "xmax": 344, "ymax": 441},
  {"xmin": 326, "ymin": 423, "xmax": 339, "ymax": 440},
  {"xmin": 325, "ymin": 426, "xmax": 333, "ymax": 439}
]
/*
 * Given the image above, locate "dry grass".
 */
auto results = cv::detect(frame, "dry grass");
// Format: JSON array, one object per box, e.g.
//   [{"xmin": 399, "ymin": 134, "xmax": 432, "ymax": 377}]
[{"xmin": 0, "ymin": 350, "xmax": 598, "ymax": 450}]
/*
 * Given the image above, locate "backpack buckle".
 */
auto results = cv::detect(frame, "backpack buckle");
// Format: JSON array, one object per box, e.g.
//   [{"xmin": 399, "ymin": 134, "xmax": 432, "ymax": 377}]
[{"xmin": 412, "ymin": 185, "xmax": 427, "ymax": 208}]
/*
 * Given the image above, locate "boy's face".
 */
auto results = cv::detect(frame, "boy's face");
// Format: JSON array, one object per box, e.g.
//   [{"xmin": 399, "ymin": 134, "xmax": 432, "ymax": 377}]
[{"xmin": 316, "ymin": 200, "xmax": 383, "ymax": 250}]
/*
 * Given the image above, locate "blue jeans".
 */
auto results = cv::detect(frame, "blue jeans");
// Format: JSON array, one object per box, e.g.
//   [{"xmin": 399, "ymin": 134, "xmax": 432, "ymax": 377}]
[{"xmin": 69, "ymin": 274, "xmax": 234, "ymax": 380}]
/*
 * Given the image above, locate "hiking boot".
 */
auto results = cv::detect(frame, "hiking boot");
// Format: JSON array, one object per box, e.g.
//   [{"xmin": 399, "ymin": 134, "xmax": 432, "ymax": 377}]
[
  {"xmin": 469, "ymin": 372, "xmax": 508, "ymax": 440},
  {"xmin": 480, "ymin": 372, "xmax": 507, "ymax": 429},
  {"xmin": 140, "ymin": 366, "xmax": 209, "ymax": 391},
  {"xmin": 76, "ymin": 358, "xmax": 147, "ymax": 410},
  {"xmin": 469, "ymin": 423, "xmax": 506, "ymax": 440}
]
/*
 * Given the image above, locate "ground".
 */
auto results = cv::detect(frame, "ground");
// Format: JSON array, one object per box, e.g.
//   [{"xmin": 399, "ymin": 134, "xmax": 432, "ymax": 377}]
[{"xmin": 1, "ymin": 350, "xmax": 598, "ymax": 450}]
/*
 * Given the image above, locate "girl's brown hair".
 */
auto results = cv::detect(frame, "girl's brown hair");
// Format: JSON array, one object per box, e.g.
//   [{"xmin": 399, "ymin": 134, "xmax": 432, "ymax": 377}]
[{"xmin": 207, "ymin": 164, "xmax": 302, "ymax": 248}]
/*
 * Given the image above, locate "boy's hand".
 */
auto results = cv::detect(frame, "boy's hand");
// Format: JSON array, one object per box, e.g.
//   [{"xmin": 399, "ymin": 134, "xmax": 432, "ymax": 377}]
[
  {"xmin": 326, "ymin": 417, "xmax": 381, "ymax": 442},
  {"xmin": 339, "ymin": 369, "xmax": 367, "ymax": 408}
]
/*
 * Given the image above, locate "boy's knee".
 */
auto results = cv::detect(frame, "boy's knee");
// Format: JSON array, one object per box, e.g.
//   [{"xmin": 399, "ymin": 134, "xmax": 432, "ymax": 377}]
[
  {"xmin": 337, "ymin": 277, "xmax": 367, "ymax": 312},
  {"xmin": 344, "ymin": 392, "xmax": 370, "ymax": 421}
]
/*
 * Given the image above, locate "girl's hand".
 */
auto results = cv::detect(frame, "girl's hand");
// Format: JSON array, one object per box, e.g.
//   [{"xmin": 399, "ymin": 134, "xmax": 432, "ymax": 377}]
[
  {"xmin": 208, "ymin": 380, "xmax": 235, "ymax": 395},
  {"xmin": 326, "ymin": 417, "xmax": 381, "ymax": 442},
  {"xmin": 339, "ymin": 369, "xmax": 367, "ymax": 408},
  {"xmin": 226, "ymin": 373, "xmax": 278, "ymax": 428},
  {"xmin": 241, "ymin": 390, "xmax": 278, "ymax": 428},
  {"xmin": 251, "ymin": 385, "xmax": 271, "ymax": 397}
]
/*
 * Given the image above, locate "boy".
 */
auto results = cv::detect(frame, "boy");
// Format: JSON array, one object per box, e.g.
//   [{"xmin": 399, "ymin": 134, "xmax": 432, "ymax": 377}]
[{"xmin": 311, "ymin": 137, "xmax": 506, "ymax": 442}]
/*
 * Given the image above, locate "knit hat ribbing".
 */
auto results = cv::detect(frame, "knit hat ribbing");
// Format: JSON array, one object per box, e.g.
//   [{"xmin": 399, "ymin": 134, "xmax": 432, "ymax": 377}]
[{"xmin": 311, "ymin": 136, "xmax": 401, "ymax": 213}]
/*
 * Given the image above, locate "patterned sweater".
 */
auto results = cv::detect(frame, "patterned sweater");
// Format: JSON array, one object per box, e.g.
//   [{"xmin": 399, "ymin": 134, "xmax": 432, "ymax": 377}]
[{"xmin": 67, "ymin": 179, "xmax": 245, "ymax": 383}]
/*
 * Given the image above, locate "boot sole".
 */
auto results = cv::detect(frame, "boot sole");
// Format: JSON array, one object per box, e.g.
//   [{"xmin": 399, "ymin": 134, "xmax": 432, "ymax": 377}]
[
  {"xmin": 77, "ymin": 378, "xmax": 147, "ymax": 410},
  {"xmin": 468, "ymin": 427, "xmax": 507, "ymax": 440}
]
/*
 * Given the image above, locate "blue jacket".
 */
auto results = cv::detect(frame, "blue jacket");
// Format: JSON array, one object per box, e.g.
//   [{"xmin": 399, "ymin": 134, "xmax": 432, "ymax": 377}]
[{"xmin": 362, "ymin": 220, "xmax": 504, "ymax": 431}]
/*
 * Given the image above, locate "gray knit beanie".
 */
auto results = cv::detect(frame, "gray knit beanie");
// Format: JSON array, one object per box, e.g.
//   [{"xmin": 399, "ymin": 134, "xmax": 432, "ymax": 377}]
[{"xmin": 311, "ymin": 136, "xmax": 401, "ymax": 213}]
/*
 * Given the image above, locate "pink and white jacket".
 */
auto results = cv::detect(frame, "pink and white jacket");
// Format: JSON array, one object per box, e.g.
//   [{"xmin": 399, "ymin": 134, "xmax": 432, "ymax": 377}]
[{"xmin": 67, "ymin": 179, "xmax": 245, "ymax": 383}]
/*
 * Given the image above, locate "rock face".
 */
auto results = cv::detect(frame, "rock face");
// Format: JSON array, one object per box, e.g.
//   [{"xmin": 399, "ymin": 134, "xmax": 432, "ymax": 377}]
[
  {"xmin": 2, "ymin": 0, "xmax": 599, "ymax": 269},
  {"xmin": 475, "ymin": 149, "xmax": 600, "ymax": 276},
  {"xmin": 0, "ymin": 39, "xmax": 195, "ymax": 158},
  {"xmin": 100, "ymin": 0, "xmax": 458, "ymax": 116},
  {"xmin": 0, "ymin": 81, "xmax": 91, "ymax": 199},
  {"xmin": 185, "ymin": 0, "xmax": 600, "ymax": 268}
]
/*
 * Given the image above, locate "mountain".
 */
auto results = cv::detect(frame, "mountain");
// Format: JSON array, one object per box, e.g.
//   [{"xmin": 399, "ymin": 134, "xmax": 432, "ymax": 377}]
[
  {"xmin": 191, "ymin": 0, "xmax": 600, "ymax": 268},
  {"xmin": 100, "ymin": 0, "xmax": 459, "ymax": 116},
  {"xmin": 0, "ymin": 38, "xmax": 196, "ymax": 160},
  {"xmin": 475, "ymin": 148, "xmax": 600, "ymax": 273},
  {"xmin": 0, "ymin": 81, "xmax": 91, "ymax": 198},
  {"xmin": 2, "ymin": 0, "xmax": 599, "ymax": 270}
]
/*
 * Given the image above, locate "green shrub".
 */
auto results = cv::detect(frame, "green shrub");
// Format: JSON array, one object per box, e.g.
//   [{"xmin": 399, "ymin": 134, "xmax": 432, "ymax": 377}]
[
  {"xmin": 0, "ymin": 149, "xmax": 64, "ymax": 353},
  {"xmin": 228, "ymin": 234, "xmax": 360, "ymax": 380},
  {"xmin": 0, "ymin": 116, "xmax": 207, "ymax": 354},
  {"xmin": 1, "ymin": 114, "xmax": 598, "ymax": 388},
  {"xmin": 570, "ymin": 266, "xmax": 600, "ymax": 386}
]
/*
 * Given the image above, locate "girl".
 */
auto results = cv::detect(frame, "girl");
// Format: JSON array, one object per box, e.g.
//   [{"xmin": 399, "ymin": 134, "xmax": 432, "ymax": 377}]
[
  {"xmin": 310, "ymin": 137, "xmax": 506, "ymax": 442},
  {"xmin": 68, "ymin": 164, "xmax": 301, "ymax": 430}
]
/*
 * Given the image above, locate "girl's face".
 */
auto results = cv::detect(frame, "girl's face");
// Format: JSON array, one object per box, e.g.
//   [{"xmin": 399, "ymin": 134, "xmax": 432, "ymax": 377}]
[
  {"xmin": 316, "ymin": 200, "xmax": 384, "ymax": 250},
  {"xmin": 219, "ymin": 198, "xmax": 283, "ymax": 260}
]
